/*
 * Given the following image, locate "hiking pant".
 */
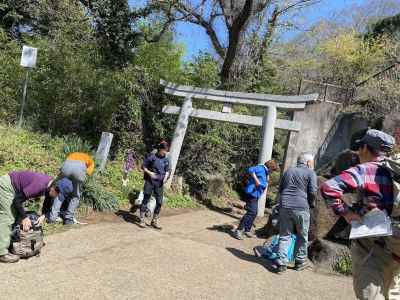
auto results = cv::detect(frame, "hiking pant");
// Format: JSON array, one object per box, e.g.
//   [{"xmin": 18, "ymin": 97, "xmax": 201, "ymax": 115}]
[
  {"xmin": 351, "ymin": 237, "xmax": 400, "ymax": 300},
  {"xmin": 238, "ymin": 197, "xmax": 258, "ymax": 232},
  {"xmin": 277, "ymin": 207, "xmax": 310, "ymax": 265},
  {"xmin": 140, "ymin": 181, "xmax": 163, "ymax": 217},
  {"xmin": 48, "ymin": 195, "xmax": 79, "ymax": 224},
  {"xmin": 56, "ymin": 160, "xmax": 86, "ymax": 222},
  {"xmin": 0, "ymin": 175, "xmax": 16, "ymax": 256}
]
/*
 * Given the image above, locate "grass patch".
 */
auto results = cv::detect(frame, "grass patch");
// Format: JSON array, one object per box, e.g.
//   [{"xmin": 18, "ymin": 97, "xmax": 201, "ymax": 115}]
[
  {"xmin": 165, "ymin": 193, "xmax": 200, "ymax": 209},
  {"xmin": 332, "ymin": 251, "xmax": 352, "ymax": 276},
  {"xmin": 43, "ymin": 222, "xmax": 69, "ymax": 235}
]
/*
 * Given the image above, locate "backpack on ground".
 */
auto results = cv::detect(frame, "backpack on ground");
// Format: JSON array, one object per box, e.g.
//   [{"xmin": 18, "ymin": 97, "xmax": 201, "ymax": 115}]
[
  {"xmin": 258, "ymin": 234, "xmax": 297, "ymax": 262},
  {"xmin": 10, "ymin": 212, "xmax": 45, "ymax": 258}
]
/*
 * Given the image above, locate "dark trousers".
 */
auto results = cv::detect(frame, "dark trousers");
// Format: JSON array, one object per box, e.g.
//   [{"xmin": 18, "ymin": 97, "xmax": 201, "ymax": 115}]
[
  {"xmin": 140, "ymin": 180, "xmax": 163, "ymax": 217},
  {"xmin": 238, "ymin": 197, "xmax": 258, "ymax": 232}
]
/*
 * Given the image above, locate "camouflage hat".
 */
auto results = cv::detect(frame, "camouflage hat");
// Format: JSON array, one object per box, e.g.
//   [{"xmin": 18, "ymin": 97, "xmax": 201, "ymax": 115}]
[{"xmin": 356, "ymin": 129, "xmax": 395, "ymax": 154}]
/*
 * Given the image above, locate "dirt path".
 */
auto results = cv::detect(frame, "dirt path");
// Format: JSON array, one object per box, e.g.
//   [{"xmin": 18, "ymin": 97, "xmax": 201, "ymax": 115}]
[{"xmin": 0, "ymin": 210, "xmax": 355, "ymax": 300}]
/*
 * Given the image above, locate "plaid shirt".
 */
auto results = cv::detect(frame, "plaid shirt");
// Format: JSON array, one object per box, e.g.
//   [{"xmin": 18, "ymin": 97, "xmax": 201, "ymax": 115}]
[{"xmin": 320, "ymin": 162, "xmax": 394, "ymax": 216}]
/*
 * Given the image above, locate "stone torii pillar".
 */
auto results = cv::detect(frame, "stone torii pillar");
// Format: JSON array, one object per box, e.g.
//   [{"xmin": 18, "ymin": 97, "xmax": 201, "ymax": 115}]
[
  {"xmin": 167, "ymin": 96, "xmax": 193, "ymax": 186},
  {"xmin": 160, "ymin": 80, "xmax": 319, "ymax": 216},
  {"xmin": 257, "ymin": 105, "xmax": 277, "ymax": 214}
]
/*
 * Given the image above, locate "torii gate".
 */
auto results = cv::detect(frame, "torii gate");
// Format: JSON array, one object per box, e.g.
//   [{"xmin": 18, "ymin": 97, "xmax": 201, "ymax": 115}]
[{"xmin": 161, "ymin": 80, "xmax": 319, "ymax": 216}]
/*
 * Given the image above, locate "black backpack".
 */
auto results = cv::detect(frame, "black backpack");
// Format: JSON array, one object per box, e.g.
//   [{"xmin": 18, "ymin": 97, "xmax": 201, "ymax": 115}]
[{"xmin": 10, "ymin": 212, "xmax": 45, "ymax": 258}]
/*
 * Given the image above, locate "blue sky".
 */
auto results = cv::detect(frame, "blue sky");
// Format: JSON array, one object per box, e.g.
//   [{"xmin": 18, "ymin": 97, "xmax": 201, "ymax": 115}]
[{"xmin": 128, "ymin": 0, "xmax": 375, "ymax": 60}]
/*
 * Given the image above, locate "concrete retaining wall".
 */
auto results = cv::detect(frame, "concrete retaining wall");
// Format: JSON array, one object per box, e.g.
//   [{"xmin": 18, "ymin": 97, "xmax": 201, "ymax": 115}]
[{"xmin": 283, "ymin": 102, "xmax": 340, "ymax": 170}]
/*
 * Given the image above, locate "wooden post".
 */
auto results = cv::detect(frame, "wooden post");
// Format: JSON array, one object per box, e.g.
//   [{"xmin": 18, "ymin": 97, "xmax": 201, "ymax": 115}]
[
  {"xmin": 257, "ymin": 105, "xmax": 277, "ymax": 217},
  {"xmin": 165, "ymin": 96, "xmax": 193, "ymax": 188},
  {"xmin": 96, "ymin": 132, "xmax": 114, "ymax": 171}
]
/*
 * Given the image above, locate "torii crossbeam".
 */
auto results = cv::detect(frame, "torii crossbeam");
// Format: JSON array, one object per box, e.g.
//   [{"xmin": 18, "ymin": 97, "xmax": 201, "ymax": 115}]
[{"xmin": 161, "ymin": 80, "xmax": 319, "ymax": 216}]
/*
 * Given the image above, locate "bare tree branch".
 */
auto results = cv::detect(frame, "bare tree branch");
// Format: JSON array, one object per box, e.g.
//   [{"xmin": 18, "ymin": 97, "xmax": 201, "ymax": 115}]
[
  {"xmin": 220, "ymin": 0, "xmax": 254, "ymax": 85},
  {"xmin": 172, "ymin": 1, "xmax": 226, "ymax": 58},
  {"xmin": 277, "ymin": 0, "xmax": 320, "ymax": 16}
]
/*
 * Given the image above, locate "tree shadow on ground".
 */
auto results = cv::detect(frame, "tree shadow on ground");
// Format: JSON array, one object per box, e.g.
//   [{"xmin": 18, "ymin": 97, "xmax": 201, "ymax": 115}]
[
  {"xmin": 201, "ymin": 200, "xmax": 242, "ymax": 221},
  {"xmin": 225, "ymin": 247, "xmax": 279, "ymax": 274},
  {"xmin": 207, "ymin": 224, "xmax": 237, "ymax": 238},
  {"xmin": 207, "ymin": 223, "xmax": 266, "ymax": 240}
]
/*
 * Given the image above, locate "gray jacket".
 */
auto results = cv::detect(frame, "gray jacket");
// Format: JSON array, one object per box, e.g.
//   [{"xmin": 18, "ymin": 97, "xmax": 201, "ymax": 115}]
[{"xmin": 278, "ymin": 163, "xmax": 318, "ymax": 211}]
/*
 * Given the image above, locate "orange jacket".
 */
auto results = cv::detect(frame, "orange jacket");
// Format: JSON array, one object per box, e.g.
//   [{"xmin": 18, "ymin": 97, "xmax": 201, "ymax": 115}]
[{"xmin": 67, "ymin": 152, "xmax": 95, "ymax": 175}]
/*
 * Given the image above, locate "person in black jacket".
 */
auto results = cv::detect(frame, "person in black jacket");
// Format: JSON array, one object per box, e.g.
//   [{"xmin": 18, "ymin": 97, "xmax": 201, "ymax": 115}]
[{"xmin": 139, "ymin": 142, "xmax": 170, "ymax": 229}]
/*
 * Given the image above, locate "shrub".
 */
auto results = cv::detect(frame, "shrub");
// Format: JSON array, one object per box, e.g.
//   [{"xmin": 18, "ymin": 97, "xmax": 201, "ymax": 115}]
[
  {"xmin": 165, "ymin": 193, "xmax": 199, "ymax": 209},
  {"xmin": 332, "ymin": 250, "xmax": 352, "ymax": 276},
  {"xmin": 62, "ymin": 135, "xmax": 93, "ymax": 156},
  {"xmin": 81, "ymin": 177, "xmax": 119, "ymax": 211}
]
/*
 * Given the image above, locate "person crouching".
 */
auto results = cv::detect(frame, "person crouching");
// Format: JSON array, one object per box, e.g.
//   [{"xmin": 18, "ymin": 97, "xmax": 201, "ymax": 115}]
[{"xmin": 0, "ymin": 171, "xmax": 59, "ymax": 263}]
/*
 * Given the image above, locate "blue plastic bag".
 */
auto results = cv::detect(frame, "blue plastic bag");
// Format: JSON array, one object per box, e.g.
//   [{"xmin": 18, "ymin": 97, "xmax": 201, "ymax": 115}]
[{"xmin": 261, "ymin": 234, "xmax": 297, "ymax": 262}]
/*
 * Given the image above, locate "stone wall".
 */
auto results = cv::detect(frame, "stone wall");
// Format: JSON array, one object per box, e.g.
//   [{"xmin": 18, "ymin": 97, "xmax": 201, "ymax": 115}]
[
  {"xmin": 283, "ymin": 102, "xmax": 340, "ymax": 170},
  {"xmin": 314, "ymin": 114, "xmax": 368, "ymax": 170},
  {"xmin": 283, "ymin": 101, "xmax": 369, "ymax": 171}
]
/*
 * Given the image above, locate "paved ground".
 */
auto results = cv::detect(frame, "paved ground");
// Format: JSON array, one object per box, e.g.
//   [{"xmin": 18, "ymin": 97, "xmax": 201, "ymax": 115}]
[{"xmin": 0, "ymin": 209, "xmax": 355, "ymax": 300}]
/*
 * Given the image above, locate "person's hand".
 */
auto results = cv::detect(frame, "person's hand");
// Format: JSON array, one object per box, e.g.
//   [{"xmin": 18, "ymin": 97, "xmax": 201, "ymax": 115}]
[
  {"xmin": 255, "ymin": 180, "xmax": 260, "ymax": 187},
  {"xmin": 37, "ymin": 215, "xmax": 45, "ymax": 226},
  {"xmin": 21, "ymin": 217, "xmax": 32, "ymax": 232},
  {"xmin": 148, "ymin": 172, "xmax": 157, "ymax": 179},
  {"xmin": 343, "ymin": 211, "xmax": 362, "ymax": 224}
]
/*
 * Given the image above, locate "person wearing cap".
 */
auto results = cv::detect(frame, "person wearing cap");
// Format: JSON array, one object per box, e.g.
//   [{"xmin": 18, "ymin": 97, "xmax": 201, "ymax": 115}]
[
  {"xmin": 56, "ymin": 152, "xmax": 95, "ymax": 225},
  {"xmin": 0, "ymin": 171, "xmax": 60, "ymax": 263},
  {"xmin": 234, "ymin": 160, "xmax": 278, "ymax": 240},
  {"xmin": 139, "ymin": 142, "xmax": 171, "ymax": 229},
  {"xmin": 321, "ymin": 129, "xmax": 399, "ymax": 300},
  {"xmin": 274, "ymin": 153, "xmax": 317, "ymax": 273},
  {"xmin": 45, "ymin": 177, "xmax": 75, "ymax": 225}
]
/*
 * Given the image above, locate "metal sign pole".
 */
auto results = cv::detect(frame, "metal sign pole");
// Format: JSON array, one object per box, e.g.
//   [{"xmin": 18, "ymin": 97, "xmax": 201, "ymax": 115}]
[{"xmin": 18, "ymin": 68, "xmax": 30, "ymax": 128}]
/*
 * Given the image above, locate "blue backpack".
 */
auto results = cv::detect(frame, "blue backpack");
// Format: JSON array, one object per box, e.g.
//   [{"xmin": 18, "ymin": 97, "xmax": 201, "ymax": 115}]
[{"xmin": 260, "ymin": 234, "xmax": 297, "ymax": 262}]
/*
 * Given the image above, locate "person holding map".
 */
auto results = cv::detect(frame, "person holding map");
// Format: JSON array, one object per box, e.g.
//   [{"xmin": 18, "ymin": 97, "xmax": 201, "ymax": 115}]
[{"xmin": 321, "ymin": 129, "xmax": 399, "ymax": 300}]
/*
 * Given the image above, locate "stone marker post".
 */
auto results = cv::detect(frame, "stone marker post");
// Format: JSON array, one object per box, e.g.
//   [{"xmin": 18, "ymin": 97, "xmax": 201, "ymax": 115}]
[
  {"xmin": 257, "ymin": 105, "xmax": 277, "ymax": 217},
  {"xmin": 165, "ymin": 97, "xmax": 193, "ymax": 188},
  {"xmin": 96, "ymin": 132, "xmax": 114, "ymax": 171}
]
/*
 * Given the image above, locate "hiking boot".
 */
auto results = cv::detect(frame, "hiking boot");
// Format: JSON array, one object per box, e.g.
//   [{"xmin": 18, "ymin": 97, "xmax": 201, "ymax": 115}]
[
  {"xmin": 0, "ymin": 253, "xmax": 19, "ymax": 263},
  {"xmin": 138, "ymin": 218, "xmax": 146, "ymax": 228},
  {"xmin": 294, "ymin": 261, "xmax": 309, "ymax": 271},
  {"xmin": 234, "ymin": 229, "xmax": 244, "ymax": 240},
  {"xmin": 151, "ymin": 216, "xmax": 162, "ymax": 230},
  {"xmin": 244, "ymin": 231, "xmax": 255, "ymax": 238},
  {"xmin": 276, "ymin": 264, "xmax": 287, "ymax": 274},
  {"xmin": 64, "ymin": 220, "xmax": 74, "ymax": 225}
]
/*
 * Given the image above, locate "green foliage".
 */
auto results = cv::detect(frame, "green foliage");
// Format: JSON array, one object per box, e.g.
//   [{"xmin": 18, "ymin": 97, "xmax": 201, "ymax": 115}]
[
  {"xmin": 82, "ymin": 177, "xmax": 119, "ymax": 211},
  {"xmin": 62, "ymin": 135, "xmax": 93, "ymax": 156},
  {"xmin": 351, "ymin": 77, "xmax": 400, "ymax": 121},
  {"xmin": 92, "ymin": 0, "xmax": 137, "ymax": 68},
  {"xmin": 0, "ymin": 0, "xmax": 36, "ymax": 39},
  {"xmin": 133, "ymin": 31, "xmax": 185, "ymax": 82},
  {"xmin": 182, "ymin": 53, "xmax": 220, "ymax": 87},
  {"xmin": 332, "ymin": 251, "xmax": 352, "ymax": 276},
  {"xmin": 0, "ymin": 124, "xmax": 64, "ymax": 175},
  {"xmin": 366, "ymin": 13, "xmax": 400, "ymax": 40},
  {"xmin": 165, "ymin": 193, "xmax": 199, "ymax": 209},
  {"xmin": 0, "ymin": 28, "xmax": 23, "ymax": 123},
  {"xmin": 317, "ymin": 30, "xmax": 387, "ymax": 85}
]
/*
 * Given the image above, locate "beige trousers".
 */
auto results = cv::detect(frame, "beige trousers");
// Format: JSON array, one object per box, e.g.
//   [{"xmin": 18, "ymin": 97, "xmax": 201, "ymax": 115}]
[{"xmin": 351, "ymin": 237, "xmax": 400, "ymax": 300}]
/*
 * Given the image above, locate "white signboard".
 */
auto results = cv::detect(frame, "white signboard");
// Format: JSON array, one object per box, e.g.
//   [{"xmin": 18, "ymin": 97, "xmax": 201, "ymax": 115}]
[{"xmin": 20, "ymin": 46, "xmax": 38, "ymax": 68}]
